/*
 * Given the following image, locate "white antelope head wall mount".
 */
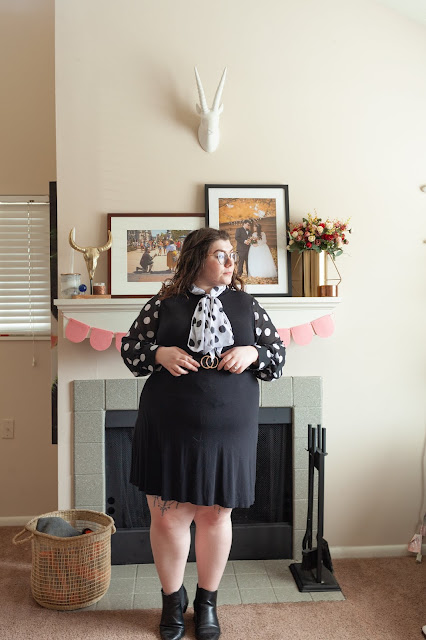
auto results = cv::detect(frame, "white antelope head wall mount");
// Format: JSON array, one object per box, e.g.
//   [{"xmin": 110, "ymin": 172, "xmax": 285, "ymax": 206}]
[{"xmin": 194, "ymin": 66, "xmax": 227, "ymax": 153}]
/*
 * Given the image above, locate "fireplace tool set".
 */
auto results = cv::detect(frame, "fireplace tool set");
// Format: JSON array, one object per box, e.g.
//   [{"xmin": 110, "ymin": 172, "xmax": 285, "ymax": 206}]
[{"xmin": 290, "ymin": 424, "xmax": 341, "ymax": 592}]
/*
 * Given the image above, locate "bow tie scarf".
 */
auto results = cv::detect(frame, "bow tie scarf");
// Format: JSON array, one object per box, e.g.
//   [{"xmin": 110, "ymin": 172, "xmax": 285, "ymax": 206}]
[{"xmin": 188, "ymin": 285, "xmax": 234, "ymax": 358}]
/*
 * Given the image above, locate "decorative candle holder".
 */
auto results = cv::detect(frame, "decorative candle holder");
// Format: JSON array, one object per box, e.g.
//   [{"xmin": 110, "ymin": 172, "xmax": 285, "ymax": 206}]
[
  {"xmin": 93, "ymin": 283, "xmax": 106, "ymax": 295},
  {"xmin": 60, "ymin": 273, "xmax": 81, "ymax": 298}
]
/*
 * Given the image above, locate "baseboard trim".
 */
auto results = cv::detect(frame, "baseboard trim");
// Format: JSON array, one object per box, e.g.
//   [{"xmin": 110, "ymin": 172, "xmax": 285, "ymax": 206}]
[
  {"xmin": 0, "ymin": 519, "xmax": 424, "ymax": 560},
  {"xmin": 0, "ymin": 516, "xmax": 36, "ymax": 527},
  {"xmin": 330, "ymin": 544, "xmax": 426, "ymax": 559}
]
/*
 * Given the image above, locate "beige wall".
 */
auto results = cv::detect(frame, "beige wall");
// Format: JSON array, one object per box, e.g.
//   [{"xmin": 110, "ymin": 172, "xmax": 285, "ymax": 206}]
[
  {"xmin": 0, "ymin": 0, "xmax": 57, "ymax": 519},
  {"xmin": 55, "ymin": 0, "xmax": 426, "ymax": 551},
  {"xmin": 0, "ymin": 0, "xmax": 56, "ymax": 193},
  {"xmin": 2, "ymin": 0, "xmax": 422, "ymax": 549}
]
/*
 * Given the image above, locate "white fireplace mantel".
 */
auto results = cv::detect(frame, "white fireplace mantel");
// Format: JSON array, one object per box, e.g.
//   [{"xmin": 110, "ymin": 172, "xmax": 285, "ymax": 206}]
[{"xmin": 55, "ymin": 297, "xmax": 342, "ymax": 334}]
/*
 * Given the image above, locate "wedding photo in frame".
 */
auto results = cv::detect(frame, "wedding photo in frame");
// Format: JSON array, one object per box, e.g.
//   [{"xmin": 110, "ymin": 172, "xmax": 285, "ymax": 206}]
[
  {"xmin": 107, "ymin": 213, "xmax": 204, "ymax": 298},
  {"xmin": 205, "ymin": 184, "xmax": 291, "ymax": 297}
]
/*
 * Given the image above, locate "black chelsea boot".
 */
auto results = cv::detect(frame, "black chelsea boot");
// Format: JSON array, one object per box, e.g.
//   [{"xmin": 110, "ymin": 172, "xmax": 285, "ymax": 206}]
[
  {"xmin": 193, "ymin": 585, "xmax": 221, "ymax": 640},
  {"xmin": 159, "ymin": 584, "xmax": 188, "ymax": 640}
]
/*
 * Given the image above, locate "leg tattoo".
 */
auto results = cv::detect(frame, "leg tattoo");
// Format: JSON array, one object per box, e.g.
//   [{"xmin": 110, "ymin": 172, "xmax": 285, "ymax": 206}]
[{"xmin": 153, "ymin": 495, "xmax": 180, "ymax": 516}]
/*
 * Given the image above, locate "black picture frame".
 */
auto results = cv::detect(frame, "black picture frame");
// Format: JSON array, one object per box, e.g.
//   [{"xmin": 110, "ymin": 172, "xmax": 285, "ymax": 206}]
[{"xmin": 205, "ymin": 184, "xmax": 291, "ymax": 297}]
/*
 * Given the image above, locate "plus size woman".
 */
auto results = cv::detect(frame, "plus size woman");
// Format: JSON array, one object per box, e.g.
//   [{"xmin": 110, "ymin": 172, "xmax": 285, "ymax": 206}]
[{"xmin": 121, "ymin": 227, "xmax": 286, "ymax": 640}]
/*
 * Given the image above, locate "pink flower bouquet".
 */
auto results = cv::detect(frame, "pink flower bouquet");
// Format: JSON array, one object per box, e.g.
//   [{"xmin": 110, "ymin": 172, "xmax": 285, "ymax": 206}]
[{"xmin": 287, "ymin": 213, "xmax": 351, "ymax": 260}]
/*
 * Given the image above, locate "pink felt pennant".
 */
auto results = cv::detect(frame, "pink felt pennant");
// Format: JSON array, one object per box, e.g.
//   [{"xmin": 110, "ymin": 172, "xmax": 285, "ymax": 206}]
[
  {"xmin": 115, "ymin": 333, "xmax": 127, "ymax": 352},
  {"xmin": 311, "ymin": 315, "xmax": 335, "ymax": 338},
  {"xmin": 277, "ymin": 328, "xmax": 291, "ymax": 347},
  {"xmin": 89, "ymin": 328, "xmax": 114, "ymax": 351},
  {"xmin": 291, "ymin": 323, "xmax": 314, "ymax": 346},
  {"xmin": 65, "ymin": 318, "xmax": 90, "ymax": 343}
]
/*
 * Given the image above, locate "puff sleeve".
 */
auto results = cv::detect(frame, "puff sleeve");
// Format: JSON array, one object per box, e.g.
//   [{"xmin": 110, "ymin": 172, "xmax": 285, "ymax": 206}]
[
  {"xmin": 121, "ymin": 294, "xmax": 162, "ymax": 377},
  {"xmin": 250, "ymin": 298, "xmax": 286, "ymax": 381}
]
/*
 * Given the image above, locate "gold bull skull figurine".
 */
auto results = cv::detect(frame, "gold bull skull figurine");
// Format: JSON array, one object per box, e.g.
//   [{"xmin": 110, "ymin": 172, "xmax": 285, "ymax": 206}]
[{"xmin": 69, "ymin": 228, "xmax": 113, "ymax": 293}]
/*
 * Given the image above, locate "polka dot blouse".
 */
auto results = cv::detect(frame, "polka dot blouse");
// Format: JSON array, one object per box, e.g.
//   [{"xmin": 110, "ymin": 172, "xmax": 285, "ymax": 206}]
[{"xmin": 121, "ymin": 291, "xmax": 286, "ymax": 381}]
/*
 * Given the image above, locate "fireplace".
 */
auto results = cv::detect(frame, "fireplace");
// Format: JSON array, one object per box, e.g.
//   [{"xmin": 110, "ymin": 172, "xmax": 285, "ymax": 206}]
[
  {"xmin": 73, "ymin": 376, "xmax": 321, "ymax": 563},
  {"xmin": 104, "ymin": 406, "xmax": 292, "ymax": 563}
]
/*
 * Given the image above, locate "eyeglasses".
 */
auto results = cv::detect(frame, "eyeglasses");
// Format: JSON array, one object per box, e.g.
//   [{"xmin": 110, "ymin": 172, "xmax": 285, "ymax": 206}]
[{"xmin": 208, "ymin": 250, "xmax": 239, "ymax": 265}]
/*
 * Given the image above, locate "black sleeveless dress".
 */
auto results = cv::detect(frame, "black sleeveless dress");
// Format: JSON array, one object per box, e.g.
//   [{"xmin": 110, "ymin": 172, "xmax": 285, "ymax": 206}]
[{"xmin": 121, "ymin": 288, "xmax": 285, "ymax": 508}]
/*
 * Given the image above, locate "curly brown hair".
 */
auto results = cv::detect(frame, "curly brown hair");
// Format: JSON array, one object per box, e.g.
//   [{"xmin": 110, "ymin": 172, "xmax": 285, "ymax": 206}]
[{"xmin": 158, "ymin": 227, "xmax": 244, "ymax": 299}]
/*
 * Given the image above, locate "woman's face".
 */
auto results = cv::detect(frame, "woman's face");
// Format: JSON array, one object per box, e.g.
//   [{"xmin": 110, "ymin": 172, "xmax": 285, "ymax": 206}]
[{"xmin": 195, "ymin": 239, "xmax": 235, "ymax": 291}]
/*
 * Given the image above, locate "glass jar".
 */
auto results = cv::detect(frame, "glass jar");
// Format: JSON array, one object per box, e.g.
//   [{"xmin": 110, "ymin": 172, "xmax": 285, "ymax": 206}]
[{"xmin": 60, "ymin": 273, "xmax": 81, "ymax": 298}]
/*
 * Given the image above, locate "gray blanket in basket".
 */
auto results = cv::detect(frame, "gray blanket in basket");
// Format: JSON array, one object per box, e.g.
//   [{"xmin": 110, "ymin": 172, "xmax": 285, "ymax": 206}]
[{"xmin": 36, "ymin": 516, "xmax": 81, "ymax": 537}]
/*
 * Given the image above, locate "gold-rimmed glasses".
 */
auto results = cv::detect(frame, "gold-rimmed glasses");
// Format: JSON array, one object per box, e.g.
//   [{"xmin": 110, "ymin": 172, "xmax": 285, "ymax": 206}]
[{"xmin": 207, "ymin": 250, "xmax": 239, "ymax": 265}]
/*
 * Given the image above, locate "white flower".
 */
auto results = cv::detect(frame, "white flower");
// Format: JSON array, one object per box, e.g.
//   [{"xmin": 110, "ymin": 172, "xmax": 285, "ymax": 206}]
[
  {"xmin": 308, "ymin": 235, "xmax": 315, "ymax": 242},
  {"xmin": 289, "ymin": 239, "xmax": 294, "ymax": 245},
  {"xmin": 317, "ymin": 226, "xmax": 324, "ymax": 234},
  {"xmin": 326, "ymin": 222, "xmax": 333, "ymax": 230},
  {"xmin": 292, "ymin": 231, "xmax": 298, "ymax": 238},
  {"xmin": 302, "ymin": 222, "xmax": 307, "ymax": 227}
]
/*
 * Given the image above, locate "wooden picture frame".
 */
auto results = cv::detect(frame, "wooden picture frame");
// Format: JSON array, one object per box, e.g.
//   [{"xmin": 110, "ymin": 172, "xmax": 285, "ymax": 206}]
[{"xmin": 107, "ymin": 213, "xmax": 204, "ymax": 298}]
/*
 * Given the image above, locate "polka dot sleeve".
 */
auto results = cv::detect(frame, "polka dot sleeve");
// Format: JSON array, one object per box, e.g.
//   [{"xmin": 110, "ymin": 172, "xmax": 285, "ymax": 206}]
[
  {"xmin": 250, "ymin": 298, "xmax": 286, "ymax": 382},
  {"xmin": 121, "ymin": 295, "xmax": 162, "ymax": 377}
]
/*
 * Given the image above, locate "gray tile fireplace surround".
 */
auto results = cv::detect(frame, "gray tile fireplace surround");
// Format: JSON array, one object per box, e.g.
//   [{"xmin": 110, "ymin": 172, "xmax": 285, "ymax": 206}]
[
  {"xmin": 72, "ymin": 376, "xmax": 345, "ymax": 609},
  {"xmin": 73, "ymin": 376, "xmax": 322, "ymax": 563}
]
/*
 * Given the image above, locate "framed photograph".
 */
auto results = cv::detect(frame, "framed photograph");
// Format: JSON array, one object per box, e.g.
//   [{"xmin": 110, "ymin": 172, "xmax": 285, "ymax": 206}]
[
  {"xmin": 107, "ymin": 214, "xmax": 204, "ymax": 297},
  {"xmin": 205, "ymin": 184, "xmax": 291, "ymax": 297}
]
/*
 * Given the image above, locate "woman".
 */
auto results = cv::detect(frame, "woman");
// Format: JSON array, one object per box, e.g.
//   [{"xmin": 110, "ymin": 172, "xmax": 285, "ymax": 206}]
[
  {"xmin": 121, "ymin": 227, "xmax": 285, "ymax": 640},
  {"xmin": 166, "ymin": 240, "xmax": 178, "ymax": 271},
  {"xmin": 247, "ymin": 222, "xmax": 277, "ymax": 278}
]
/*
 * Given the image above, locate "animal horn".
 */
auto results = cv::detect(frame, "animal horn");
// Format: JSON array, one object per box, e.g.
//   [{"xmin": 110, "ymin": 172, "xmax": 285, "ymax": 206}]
[
  {"xmin": 212, "ymin": 67, "xmax": 227, "ymax": 111},
  {"xmin": 194, "ymin": 66, "xmax": 209, "ymax": 114},
  {"xmin": 97, "ymin": 231, "xmax": 113, "ymax": 253},
  {"xmin": 69, "ymin": 228, "xmax": 86, "ymax": 253}
]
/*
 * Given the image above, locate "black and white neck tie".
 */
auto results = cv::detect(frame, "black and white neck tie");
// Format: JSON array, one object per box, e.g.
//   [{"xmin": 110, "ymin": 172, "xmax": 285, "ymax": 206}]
[{"xmin": 188, "ymin": 285, "xmax": 234, "ymax": 358}]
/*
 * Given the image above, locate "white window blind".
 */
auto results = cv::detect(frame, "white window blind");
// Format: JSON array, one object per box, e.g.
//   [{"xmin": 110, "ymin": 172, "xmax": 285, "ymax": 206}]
[{"xmin": 0, "ymin": 196, "xmax": 51, "ymax": 336}]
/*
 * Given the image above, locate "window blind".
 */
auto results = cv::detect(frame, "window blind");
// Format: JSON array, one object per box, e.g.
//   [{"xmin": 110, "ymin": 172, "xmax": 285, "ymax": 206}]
[{"xmin": 0, "ymin": 196, "xmax": 51, "ymax": 336}]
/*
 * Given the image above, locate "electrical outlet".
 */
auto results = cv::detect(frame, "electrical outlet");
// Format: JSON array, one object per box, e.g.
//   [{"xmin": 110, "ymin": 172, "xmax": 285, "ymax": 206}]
[{"xmin": 1, "ymin": 419, "xmax": 14, "ymax": 439}]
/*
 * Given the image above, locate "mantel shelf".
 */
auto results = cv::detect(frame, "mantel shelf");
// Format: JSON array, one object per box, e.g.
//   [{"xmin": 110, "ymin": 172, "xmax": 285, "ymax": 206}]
[{"xmin": 55, "ymin": 297, "xmax": 342, "ymax": 334}]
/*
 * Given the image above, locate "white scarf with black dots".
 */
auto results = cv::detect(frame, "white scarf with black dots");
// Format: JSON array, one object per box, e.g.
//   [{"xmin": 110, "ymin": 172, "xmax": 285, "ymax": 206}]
[{"xmin": 188, "ymin": 285, "xmax": 234, "ymax": 358}]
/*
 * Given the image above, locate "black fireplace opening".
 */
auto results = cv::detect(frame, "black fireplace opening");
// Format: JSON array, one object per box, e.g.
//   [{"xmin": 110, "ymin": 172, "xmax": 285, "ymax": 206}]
[{"xmin": 105, "ymin": 407, "xmax": 292, "ymax": 564}]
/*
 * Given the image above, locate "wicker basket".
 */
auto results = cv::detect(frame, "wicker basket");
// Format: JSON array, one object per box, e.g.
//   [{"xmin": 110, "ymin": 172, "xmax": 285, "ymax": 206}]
[{"xmin": 13, "ymin": 509, "xmax": 116, "ymax": 610}]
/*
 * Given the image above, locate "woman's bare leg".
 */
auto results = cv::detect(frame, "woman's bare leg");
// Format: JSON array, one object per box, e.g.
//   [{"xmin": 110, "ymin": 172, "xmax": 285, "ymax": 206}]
[
  {"xmin": 147, "ymin": 495, "xmax": 197, "ymax": 594},
  {"xmin": 193, "ymin": 505, "xmax": 233, "ymax": 591}
]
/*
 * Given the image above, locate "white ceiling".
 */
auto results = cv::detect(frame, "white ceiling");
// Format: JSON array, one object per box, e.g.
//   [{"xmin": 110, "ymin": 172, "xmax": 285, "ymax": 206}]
[{"xmin": 375, "ymin": 0, "xmax": 426, "ymax": 26}]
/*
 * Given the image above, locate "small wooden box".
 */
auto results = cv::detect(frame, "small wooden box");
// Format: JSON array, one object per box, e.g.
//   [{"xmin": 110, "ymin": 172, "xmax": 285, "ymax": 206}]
[{"xmin": 71, "ymin": 294, "xmax": 112, "ymax": 299}]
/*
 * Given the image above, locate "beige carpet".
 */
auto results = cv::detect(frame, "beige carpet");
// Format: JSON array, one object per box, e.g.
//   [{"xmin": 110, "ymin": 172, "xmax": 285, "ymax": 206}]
[{"xmin": 1, "ymin": 526, "xmax": 425, "ymax": 640}]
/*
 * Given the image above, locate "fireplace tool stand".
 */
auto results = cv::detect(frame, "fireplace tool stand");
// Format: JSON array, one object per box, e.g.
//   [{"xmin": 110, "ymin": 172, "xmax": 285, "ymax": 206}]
[{"xmin": 290, "ymin": 424, "xmax": 341, "ymax": 592}]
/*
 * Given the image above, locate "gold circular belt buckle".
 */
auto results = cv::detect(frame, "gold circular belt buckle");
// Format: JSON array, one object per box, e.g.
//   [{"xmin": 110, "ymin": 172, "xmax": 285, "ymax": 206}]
[{"xmin": 200, "ymin": 355, "xmax": 218, "ymax": 369}]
